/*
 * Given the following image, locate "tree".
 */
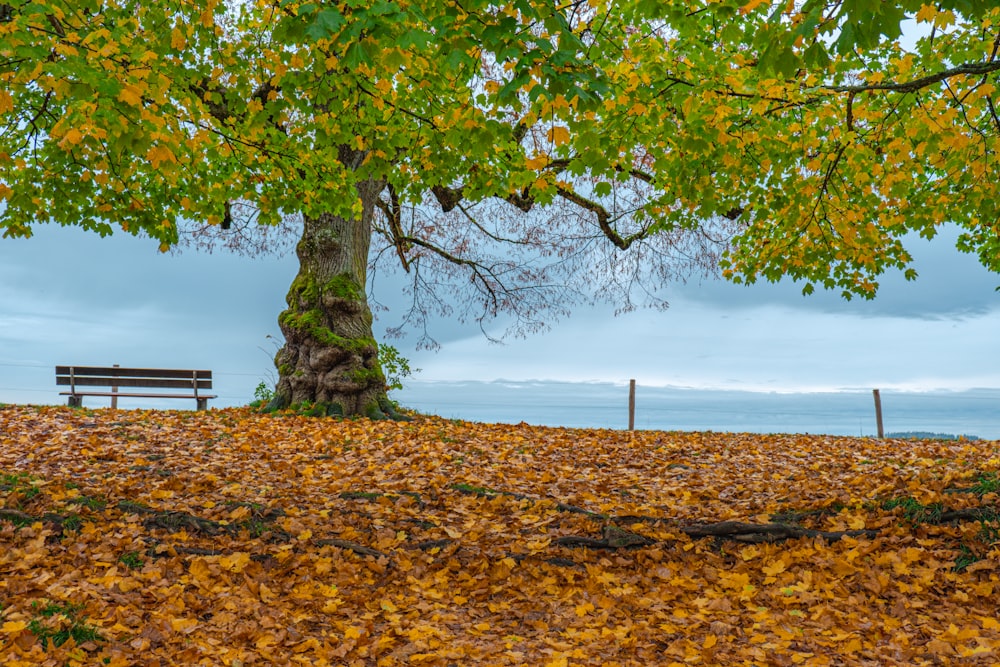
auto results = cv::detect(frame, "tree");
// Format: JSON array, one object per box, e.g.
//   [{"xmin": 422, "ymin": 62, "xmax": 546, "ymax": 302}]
[{"xmin": 2, "ymin": 1, "xmax": 999, "ymax": 416}]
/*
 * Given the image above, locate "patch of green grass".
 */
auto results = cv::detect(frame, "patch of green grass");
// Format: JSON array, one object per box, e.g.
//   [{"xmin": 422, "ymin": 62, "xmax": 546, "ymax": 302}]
[
  {"xmin": 968, "ymin": 472, "xmax": 1000, "ymax": 496},
  {"xmin": 61, "ymin": 515, "xmax": 83, "ymax": 532},
  {"xmin": 953, "ymin": 545, "xmax": 982, "ymax": 572},
  {"xmin": 0, "ymin": 472, "xmax": 41, "ymax": 502},
  {"xmin": 69, "ymin": 494, "xmax": 107, "ymax": 511},
  {"xmin": 339, "ymin": 491, "xmax": 382, "ymax": 500},
  {"xmin": 451, "ymin": 483, "xmax": 497, "ymax": 496},
  {"xmin": 882, "ymin": 496, "xmax": 944, "ymax": 523},
  {"xmin": 27, "ymin": 600, "xmax": 103, "ymax": 649},
  {"xmin": 224, "ymin": 500, "xmax": 265, "ymax": 511},
  {"xmin": 0, "ymin": 511, "xmax": 35, "ymax": 528},
  {"xmin": 118, "ymin": 551, "xmax": 144, "ymax": 570},
  {"xmin": 976, "ymin": 510, "xmax": 1000, "ymax": 544},
  {"xmin": 236, "ymin": 519, "xmax": 268, "ymax": 538}
]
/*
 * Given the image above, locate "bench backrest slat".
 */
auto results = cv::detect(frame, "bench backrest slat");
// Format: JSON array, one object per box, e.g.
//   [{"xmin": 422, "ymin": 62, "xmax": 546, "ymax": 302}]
[
  {"xmin": 55, "ymin": 366, "xmax": 212, "ymax": 380},
  {"xmin": 55, "ymin": 367, "xmax": 213, "ymax": 390},
  {"xmin": 55, "ymin": 377, "xmax": 214, "ymax": 390}
]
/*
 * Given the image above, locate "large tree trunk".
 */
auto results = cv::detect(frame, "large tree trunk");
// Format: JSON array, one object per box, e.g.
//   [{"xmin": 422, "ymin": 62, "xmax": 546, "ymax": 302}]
[{"xmin": 270, "ymin": 176, "xmax": 394, "ymax": 417}]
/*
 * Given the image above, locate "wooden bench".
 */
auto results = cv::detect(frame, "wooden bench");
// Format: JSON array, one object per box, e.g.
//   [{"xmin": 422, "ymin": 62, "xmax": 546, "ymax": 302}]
[{"xmin": 56, "ymin": 366, "xmax": 217, "ymax": 410}]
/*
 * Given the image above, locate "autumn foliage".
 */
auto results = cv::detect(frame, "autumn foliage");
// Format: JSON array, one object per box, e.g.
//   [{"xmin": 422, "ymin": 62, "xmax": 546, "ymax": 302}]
[{"xmin": 1, "ymin": 405, "xmax": 999, "ymax": 665}]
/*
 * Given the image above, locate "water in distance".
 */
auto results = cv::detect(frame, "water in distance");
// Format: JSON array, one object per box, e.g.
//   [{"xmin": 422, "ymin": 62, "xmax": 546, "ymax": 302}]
[{"xmin": 395, "ymin": 380, "xmax": 1000, "ymax": 440}]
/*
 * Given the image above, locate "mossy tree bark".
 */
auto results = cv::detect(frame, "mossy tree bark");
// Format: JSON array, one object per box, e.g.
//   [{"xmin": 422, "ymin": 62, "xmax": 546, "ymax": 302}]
[{"xmin": 271, "ymin": 175, "xmax": 394, "ymax": 418}]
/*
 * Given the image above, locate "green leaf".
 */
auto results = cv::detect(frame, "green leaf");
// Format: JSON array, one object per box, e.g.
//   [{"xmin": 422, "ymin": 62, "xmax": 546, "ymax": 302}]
[
  {"xmin": 306, "ymin": 8, "xmax": 345, "ymax": 41},
  {"xmin": 342, "ymin": 41, "xmax": 372, "ymax": 69},
  {"xmin": 593, "ymin": 182, "xmax": 612, "ymax": 197}
]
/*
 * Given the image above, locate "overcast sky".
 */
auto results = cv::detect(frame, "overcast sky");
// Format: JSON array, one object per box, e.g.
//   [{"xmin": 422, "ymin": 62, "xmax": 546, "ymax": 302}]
[{"xmin": 0, "ymin": 222, "xmax": 997, "ymax": 408}]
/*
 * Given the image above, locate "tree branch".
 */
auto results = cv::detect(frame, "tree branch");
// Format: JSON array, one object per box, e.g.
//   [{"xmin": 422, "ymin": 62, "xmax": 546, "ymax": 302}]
[
  {"xmin": 355, "ymin": 82, "xmax": 439, "ymax": 129},
  {"xmin": 375, "ymin": 185, "xmax": 411, "ymax": 272},
  {"xmin": 827, "ymin": 60, "xmax": 1000, "ymax": 94},
  {"xmin": 555, "ymin": 186, "xmax": 652, "ymax": 250}
]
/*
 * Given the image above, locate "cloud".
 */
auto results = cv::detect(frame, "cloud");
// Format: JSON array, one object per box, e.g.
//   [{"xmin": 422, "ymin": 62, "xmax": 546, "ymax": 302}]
[
  {"xmin": 409, "ymin": 297, "xmax": 1000, "ymax": 392},
  {"xmin": 676, "ymin": 225, "xmax": 1000, "ymax": 320},
  {"xmin": 1, "ymin": 219, "xmax": 996, "ymax": 409}
]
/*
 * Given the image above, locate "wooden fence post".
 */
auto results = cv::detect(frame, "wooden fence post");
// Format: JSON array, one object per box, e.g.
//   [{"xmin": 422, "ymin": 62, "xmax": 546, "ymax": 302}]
[
  {"xmin": 628, "ymin": 379, "xmax": 636, "ymax": 431},
  {"xmin": 872, "ymin": 388, "xmax": 884, "ymax": 438},
  {"xmin": 111, "ymin": 363, "xmax": 119, "ymax": 410}
]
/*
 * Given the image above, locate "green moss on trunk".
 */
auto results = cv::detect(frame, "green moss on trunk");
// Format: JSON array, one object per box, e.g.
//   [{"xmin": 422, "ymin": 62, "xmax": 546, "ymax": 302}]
[{"xmin": 273, "ymin": 186, "xmax": 395, "ymax": 418}]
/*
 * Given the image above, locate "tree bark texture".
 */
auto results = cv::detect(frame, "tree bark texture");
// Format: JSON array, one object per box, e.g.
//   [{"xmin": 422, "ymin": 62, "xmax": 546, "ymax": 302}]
[{"xmin": 272, "ymin": 176, "xmax": 390, "ymax": 417}]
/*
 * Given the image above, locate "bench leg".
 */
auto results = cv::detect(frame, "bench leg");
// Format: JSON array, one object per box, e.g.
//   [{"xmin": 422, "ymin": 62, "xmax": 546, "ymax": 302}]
[
  {"xmin": 196, "ymin": 398, "xmax": 208, "ymax": 411},
  {"xmin": 68, "ymin": 396, "xmax": 82, "ymax": 408}
]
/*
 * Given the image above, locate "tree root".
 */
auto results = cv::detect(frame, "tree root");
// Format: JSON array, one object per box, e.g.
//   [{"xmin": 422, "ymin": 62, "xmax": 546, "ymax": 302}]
[
  {"xmin": 314, "ymin": 538, "xmax": 386, "ymax": 559},
  {"xmin": 8, "ymin": 484, "xmax": 992, "ymax": 573}
]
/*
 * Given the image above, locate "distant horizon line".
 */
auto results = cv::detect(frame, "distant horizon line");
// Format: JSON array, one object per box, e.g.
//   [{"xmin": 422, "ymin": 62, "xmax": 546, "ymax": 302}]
[{"xmin": 401, "ymin": 378, "xmax": 1000, "ymax": 395}]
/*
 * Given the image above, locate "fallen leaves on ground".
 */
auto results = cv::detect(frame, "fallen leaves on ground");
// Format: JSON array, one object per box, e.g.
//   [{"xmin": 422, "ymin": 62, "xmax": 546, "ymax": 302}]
[{"xmin": 0, "ymin": 405, "xmax": 998, "ymax": 666}]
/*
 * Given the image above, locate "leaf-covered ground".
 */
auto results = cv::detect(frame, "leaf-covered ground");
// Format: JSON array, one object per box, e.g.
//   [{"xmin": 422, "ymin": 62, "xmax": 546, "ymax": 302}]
[{"xmin": 1, "ymin": 406, "xmax": 998, "ymax": 666}]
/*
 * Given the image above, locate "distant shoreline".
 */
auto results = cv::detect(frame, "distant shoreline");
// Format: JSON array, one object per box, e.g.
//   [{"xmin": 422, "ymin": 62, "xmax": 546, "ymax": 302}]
[{"xmin": 395, "ymin": 380, "xmax": 1000, "ymax": 440}]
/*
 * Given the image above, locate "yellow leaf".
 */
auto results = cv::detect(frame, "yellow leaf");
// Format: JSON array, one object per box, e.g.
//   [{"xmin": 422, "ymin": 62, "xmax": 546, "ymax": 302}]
[
  {"xmin": 171, "ymin": 27, "xmax": 186, "ymax": 50},
  {"xmin": 220, "ymin": 552, "xmax": 251, "ymax": 573},
  {"xmin": 2, "ymin": 620, "xmax": 28, "ymax": 634},
  {"xmin": 526, "ymin": 537, "xmax": 551, "ymax": 552},
  {"xmin": 762, "ymin": 559, "xmax": 786, "ymax": 577},
  {"xmin": 525, "ymin": 154, "xmax": 550, "ymax": 170},
  {"xmin": 0, "ymin": 90, "xmax": 12, "ymax": 114},
  {"xmin": 574, "ymin": 601, "xmax": 595, "ymax": 617},
  {"xmin": 344, "ymin": 626, "xmax": 363, "ymax": 639},
  {"xmin": 60, "ymin": 127, "xmax": 84, "ymax": 147},
  {"xmin": 170, "ymin": 617, "xmax": 199, "ymax": 633},
  {"xmin": 719, "ymin": 570, "xmax": 751, "ymax": 590},
  {"xmin": 547, "ymin": 125, "xmax": 570, "ymax": 146},
  {"xmin": 914, "ymin": 4, "xmax": 938, "ymax": 24},
  {"xmin": 146, "ymin": 145, "xmax": 177, "ymax": 168},
  {"xmin": 740, "ymin": 0, "xmax": 769, "ymax": 14},
  {"xmin": 703, "ymin": 634, "xmax": 718, "ymax": 648},
  {"xmin": 188, "ymin": 557, "xmax": 214, "ymax": 585},
  {"xmin": 117, "ymin": 577, "xmax": 142, "ymax": 593},
  {"xmin": 937, "ymin": 9, "xmax": 957, "ymax": 27},
  {"xmin": 118, "ymin": 84, "xmax": 142, "ymax": 106}
]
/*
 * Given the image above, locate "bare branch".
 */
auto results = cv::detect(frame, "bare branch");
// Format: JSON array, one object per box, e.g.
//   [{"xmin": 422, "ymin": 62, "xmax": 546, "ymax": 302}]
[{"xmin": 555, "ymin": 186, "xmax": 650, "ymax": 250}]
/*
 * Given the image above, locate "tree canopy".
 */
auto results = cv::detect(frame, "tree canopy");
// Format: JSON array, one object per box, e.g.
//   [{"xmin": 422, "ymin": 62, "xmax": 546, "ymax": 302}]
[
  {"xmin": 2, "ymin": 0, "xmax": 999, "ymax": 410},
  {"xmin": 4, "ymin": 1, "xmax": 999, "ymax": 291}
]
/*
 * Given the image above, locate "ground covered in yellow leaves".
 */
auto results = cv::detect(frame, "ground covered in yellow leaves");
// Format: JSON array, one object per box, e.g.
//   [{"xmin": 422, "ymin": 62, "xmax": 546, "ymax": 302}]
[{"xmin": 1, "ymin": 405, "xmax": 999, "ymax": 666}]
